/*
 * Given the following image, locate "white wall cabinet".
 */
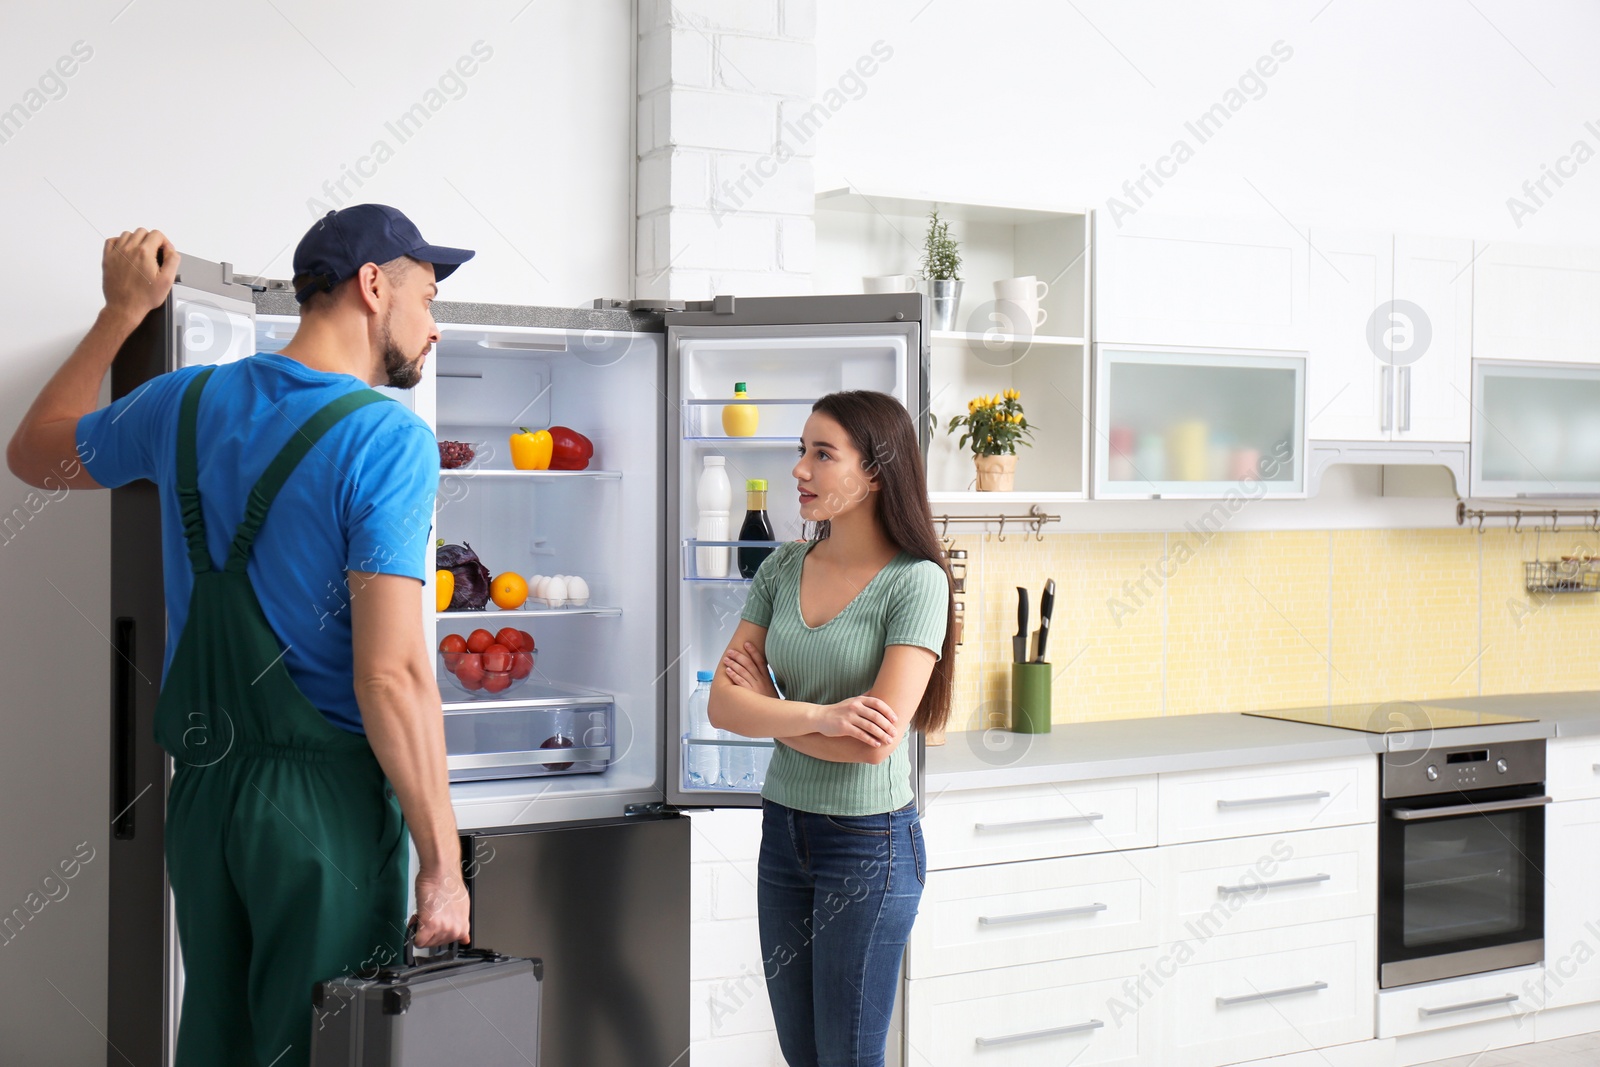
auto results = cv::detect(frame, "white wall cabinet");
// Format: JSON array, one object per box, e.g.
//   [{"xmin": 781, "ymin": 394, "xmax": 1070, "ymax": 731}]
[
  {"xmin": 1474, "ymin": 242, "xmax": 1600, "ymax": 364},
  {"xmin": 1470, "ymin": 359, "xmax": 1600, "ymax": 498},
  {"xmin": 1306, "ymin": 230, "xmax": 1472, "ymax": 443},
  {"xmin": 1095, "ymin": 212, "xmax": 1309, "ymax": 351}
]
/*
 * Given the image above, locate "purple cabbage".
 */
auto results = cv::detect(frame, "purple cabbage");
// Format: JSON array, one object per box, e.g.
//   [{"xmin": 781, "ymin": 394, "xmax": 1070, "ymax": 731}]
[{"xmin": 437, "ymin": 541, "xmax": 491, "ymax": 610}]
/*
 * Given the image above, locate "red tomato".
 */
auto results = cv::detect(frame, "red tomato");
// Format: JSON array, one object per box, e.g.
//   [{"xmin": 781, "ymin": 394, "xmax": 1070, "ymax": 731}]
[
  {"xmin": 439, "ymin": 634, "xmax": 468, "ymax": 655},
  {"xmin": 482, "ymin": 671, "xmax": 513, "ymax": 693},
  {"xmin": 442, "ymin": 652, "xmax": 465, "ymax": 672},
  {"xmin": 510, "ymin": 651, "xmax": 534, "ymax": 680},
  {"xmin": 481, "ymin": 643, "xmax": 512, "ymax": 673},
  {"xmin": 457, "ymin": 669, "xmax": 485, "ymax": 691},
  {"xmin": 516, "ymin": 629, "xmax": 536, "ymax": 651},
  {"xmin": 457, "ymin": 653, "xmax": 482, "ymax": 675},
  {"xmin": 466, "ymin": 629, "xmax": 495, "ymax": 654},
  {"xmin": 495, "ymin": 627, "xmax": 523, "ymax": 652}
]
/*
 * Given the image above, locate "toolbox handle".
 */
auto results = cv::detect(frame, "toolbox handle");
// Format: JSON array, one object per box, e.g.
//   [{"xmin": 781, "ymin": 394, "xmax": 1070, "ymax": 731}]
[{"xmin": 401, "ymin": 915, "xmax": 465, "ymax": 969}]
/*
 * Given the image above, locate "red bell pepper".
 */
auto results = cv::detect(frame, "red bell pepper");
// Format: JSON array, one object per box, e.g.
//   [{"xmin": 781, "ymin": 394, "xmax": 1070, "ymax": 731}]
[{"xmin": 547, "ymin": 426, "xmax": 594, "ymax": 470}]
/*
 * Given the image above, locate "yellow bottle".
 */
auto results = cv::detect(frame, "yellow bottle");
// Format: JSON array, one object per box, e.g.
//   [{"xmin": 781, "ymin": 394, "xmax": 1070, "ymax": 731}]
[{"xmin": 721, "ymin": 381, "xmax": 760, "ymax": 437}]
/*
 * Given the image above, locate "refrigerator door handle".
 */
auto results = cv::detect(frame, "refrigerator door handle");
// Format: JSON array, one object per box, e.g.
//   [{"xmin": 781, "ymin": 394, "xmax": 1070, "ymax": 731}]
[{"xmin": 113, "ymin": 617, "xmax": 137, "ymax": 840}]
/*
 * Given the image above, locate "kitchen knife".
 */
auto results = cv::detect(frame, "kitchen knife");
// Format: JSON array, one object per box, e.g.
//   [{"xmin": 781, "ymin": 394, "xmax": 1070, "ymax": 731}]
[
  {"xmin": 1034, "ymin": 578, "xmax": 1056, "ymax": 662},
  {"xmin": 1013, "ymin": 586, "xmax": 1029, "ymax": 664}
]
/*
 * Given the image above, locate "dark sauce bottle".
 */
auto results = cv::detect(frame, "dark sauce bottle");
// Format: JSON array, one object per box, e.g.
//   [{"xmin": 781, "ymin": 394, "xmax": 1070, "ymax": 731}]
[{"xmin": 737, "ymin": 478, "xmax": 774, "ymax": 579}]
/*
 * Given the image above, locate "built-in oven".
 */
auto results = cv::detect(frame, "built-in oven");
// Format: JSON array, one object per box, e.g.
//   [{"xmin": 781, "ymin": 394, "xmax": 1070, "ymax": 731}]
[{"xmin": 1378, "ymin": 738, "xmax": 1549, "ymax": 989}]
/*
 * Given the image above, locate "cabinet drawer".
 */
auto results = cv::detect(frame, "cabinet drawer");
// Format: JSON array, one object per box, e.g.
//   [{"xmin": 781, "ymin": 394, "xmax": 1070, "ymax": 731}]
[
  {"xmin": 1163, "ymin": 823, "xmax": 1376, "ymax": 940},
  {"xmin": 905, "ymin": 947, "xmax": 1158, "ymax": 1067},
  {"xmin": 1158, "ymin": 756, "xmax": 1375, "ymax": 844},
  {"xmin": 1375, "ymin": 963, "xmax": 1542, "ymax": 1038},
  {"xmin": 1548, "ymin": 736, "xmax": 1600, "ymax": 801},
  {"xmin": 921, "ymin": 777, "xmax": 1156, "ymax": 870},
  {"xmin": 1166, "ymin": 916, "xmax": 1375, "ymax": 1066},
  {"xmin": 907, "ymin": 849, "xmax": 1162, "ymax": 979}
]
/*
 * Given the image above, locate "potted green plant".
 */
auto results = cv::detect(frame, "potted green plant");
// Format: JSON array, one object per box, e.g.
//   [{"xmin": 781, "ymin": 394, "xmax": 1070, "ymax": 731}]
[
  {"xmin": 946, "ymin": 388, "xmax": 1034, "ymax": 491},
  {"xmin": 920, "ymin": 208, "xmax": 963, "ymax": 331}
]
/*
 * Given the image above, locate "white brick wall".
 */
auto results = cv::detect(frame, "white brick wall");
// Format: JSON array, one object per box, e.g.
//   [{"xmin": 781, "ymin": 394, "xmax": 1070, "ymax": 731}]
[
  {"xmin": 635, "ymin": 0, "xmax": 814, "ymax": 300},
  {"xmin": 687, "ymin": 807, "xmax": 789, "ymax": 1064}
]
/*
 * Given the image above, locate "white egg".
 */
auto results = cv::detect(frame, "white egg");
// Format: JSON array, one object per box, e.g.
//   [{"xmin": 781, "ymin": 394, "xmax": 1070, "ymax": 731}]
[
  {"xmin": 528, "ymin": 576, "xmax": 547, "ymax": 604},
  {"xmin": 567, "ymin": 576, "xmax": 590, "ymax": 607},
  {"xmin": 544, "ymin": 575, "xmax": 569, "ymax": 608}
]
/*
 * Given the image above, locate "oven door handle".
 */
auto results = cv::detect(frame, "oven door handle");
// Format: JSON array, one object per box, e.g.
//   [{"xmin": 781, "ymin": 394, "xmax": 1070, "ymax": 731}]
[{"xmin": 1391, "ymin": 795, "xmax": 1552, "ymax": 821}]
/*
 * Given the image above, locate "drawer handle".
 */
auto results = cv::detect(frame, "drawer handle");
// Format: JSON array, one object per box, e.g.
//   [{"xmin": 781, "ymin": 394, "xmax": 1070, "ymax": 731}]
[
  {"xmin": 974, "ymin": 1019, "xmax": 1104, "ymax": 1047},
  {"xmin": 1216, "ymin": 980, "xmax": 1328, "ymax": 1007},
  {"xmin": 973, "ymin": 813, "xmax": 1104, "ymax": 831},
  {"xmin": 1418, "ymin": 993, "xmax": 1520, "ymax": 1017},
  {"xmin": 1216, "ymin": 790, "xmax": 1331, "ymax": 809},
  {"xmin": 1216, "ymin": 872, "xmax": 1332, "ymax": 896},
  {"xmin": 1591, "ymin": 763, "xmax": 1600, "ymax": 773},
  {"xmin": 978, "ymin": 903, "xmax": 1108, "ymax": 926}
]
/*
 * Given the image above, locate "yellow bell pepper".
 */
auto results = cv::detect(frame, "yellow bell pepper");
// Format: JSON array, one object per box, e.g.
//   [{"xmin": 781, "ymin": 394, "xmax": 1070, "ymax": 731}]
[
  {"xmin": 436, "ymin": 568, "xmax": 454, "ymax": 612},
  {"xmin": 510, "ymin": 427, "xmax": 553, "ymax": 470}
]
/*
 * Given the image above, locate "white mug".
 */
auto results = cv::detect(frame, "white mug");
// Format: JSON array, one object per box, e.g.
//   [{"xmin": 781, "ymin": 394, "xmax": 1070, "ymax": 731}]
[
  {"xmin": 994, "ymin": 276, "xmax": 1049, "ymax": 303},
  {"xmin": 863, "ymin": 274, "xmax": 919, "ymax": 294}
]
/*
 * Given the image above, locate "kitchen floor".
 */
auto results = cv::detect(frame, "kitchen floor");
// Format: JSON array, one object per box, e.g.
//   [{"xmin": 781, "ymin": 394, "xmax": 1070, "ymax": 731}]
[{"xmin": 1412, "ymin": 1030, "xmax": 1600, "ymax": 1065}]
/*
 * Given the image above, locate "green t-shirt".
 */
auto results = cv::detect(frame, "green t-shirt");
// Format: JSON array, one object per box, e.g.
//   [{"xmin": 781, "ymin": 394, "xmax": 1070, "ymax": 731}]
[{"xmin": 740, "ymin": 539, "xmax": 949, "ymax": 816}]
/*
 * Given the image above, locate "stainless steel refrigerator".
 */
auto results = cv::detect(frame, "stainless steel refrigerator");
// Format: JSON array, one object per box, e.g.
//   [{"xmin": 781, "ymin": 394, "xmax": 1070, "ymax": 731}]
[{"xmin": 105, "ymin": 261, "xmax": 926, "ymax": 1066}]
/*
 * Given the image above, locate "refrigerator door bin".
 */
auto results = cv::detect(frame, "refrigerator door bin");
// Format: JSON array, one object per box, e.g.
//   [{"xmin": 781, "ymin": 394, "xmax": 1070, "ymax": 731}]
[
  {"xmin": 680, "ymin": 735, "xmax": 776, "ymax": 794},
  {"xmin": 444, "ymin": 700, "xmax": 613, "ymax": 783},
  {"xmin": 680, "ymin": 538, "xmax": 786, "ymax": 582}
]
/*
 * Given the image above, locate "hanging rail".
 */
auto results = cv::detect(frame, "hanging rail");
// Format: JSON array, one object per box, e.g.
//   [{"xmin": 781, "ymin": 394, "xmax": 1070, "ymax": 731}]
[
  {"xmin": 1456, "ymin": 502, "xmax": 1600, "ymax": 533},
  {"xmin": 933, "ymin": 505, "xmax": 1059, "ymax": 542}
]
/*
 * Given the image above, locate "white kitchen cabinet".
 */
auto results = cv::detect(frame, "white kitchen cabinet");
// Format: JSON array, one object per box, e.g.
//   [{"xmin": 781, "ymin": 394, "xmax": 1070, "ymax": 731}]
[
  {"xmin": 1474, "ymin": 242, "xmax": 1600, "ymax": 364},
  {"xmin": 1306, "ymin": 231, "xmax": 1472, "ymax": 444},
  {"xmin": 1161, "ymin": 823, "xmax": 1376, "ymax": 941},
  {"xmin": 904, "ymin": 946, "xmax": 1161, "ymax": 1066},
  {"xmin": 1392, "ymin": 235, "xmax": 1474, "ymax": 442},
  {"xmin": 919, "ymin": 776, "xmax": 1157, "ymax": 870},
  {"xmin": 1308, "ymin": 229, "xmax": 1394, "ymax": 442},
  {"xmin": 1470, "ymin": 359, "xmax": 1600, "ymax": 498},
  {"xmin": 907, "ymin": 848, "xmax": 1163, "ymax": 978},
  {"xmin": 1157, "ymin": 755, "xmax": 1376, "ymax": 845},
  {"xmin": 1375, "ymin": 963, "xmax": 1542, "ymax": 1038},
  {"xmin": 1092, "ymin": 344, "xmax": 1306, "ymax": 498},
  {"xmin": 1547, "ymin": 736, "xmax": 1600, "ymax": 802},
  {"xmin": 1163, "ymin": 916, "xmax": 1375, "ymax": 1066},
  {"xmin": 1539, "ymin": 798, "xmax": 1600, "ymax": 1010},
  {"xmin": 1095, "ymin": 212, "xmax": 1310, "ymax": 351}
]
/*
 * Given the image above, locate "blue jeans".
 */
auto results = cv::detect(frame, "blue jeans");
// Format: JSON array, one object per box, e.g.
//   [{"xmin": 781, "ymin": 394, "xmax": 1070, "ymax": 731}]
[{"xmin": 757, "ymin": 798, "xmax": 926, "ymax": 1067}]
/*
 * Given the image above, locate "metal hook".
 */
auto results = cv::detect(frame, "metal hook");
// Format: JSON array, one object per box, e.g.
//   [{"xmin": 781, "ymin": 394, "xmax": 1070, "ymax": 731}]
[
  {"xmin": 1477, "ymin": 511, "xmax": 1485, "ymax": 534},
  {"xmin": 1513, "ymin": 510, "xmax": 1522, "ymax": 534},
  {"xmin": 997, "ymin": 515, "xmax": 1007, "ymax": 542},
  {"xmin": 940, "ymin": 515, "xmax": 950, "ymax": 541},
  {"xmin": 1553, "ymin": 509, "xmax": 1561, "ymax": 535},
  {"xmin": 1592, "ymin": 510, "xmax": 1599, "ymax": 535}
]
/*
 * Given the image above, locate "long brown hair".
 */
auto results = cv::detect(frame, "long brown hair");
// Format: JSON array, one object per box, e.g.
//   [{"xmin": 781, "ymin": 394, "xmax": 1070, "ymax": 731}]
[{"xmin": 810, "ymin": 390, "xmax": 954, "ymax": 736}]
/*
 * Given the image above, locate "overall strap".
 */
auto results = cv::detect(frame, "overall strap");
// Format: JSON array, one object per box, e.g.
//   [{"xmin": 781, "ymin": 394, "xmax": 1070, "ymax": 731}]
[
  {"xmin": 224, "ymin": 389, "xmax": 392, "ymax": 573},
  {"xmin": 176, "ymin": 367, "xmax": 220, "ymax": 574}
]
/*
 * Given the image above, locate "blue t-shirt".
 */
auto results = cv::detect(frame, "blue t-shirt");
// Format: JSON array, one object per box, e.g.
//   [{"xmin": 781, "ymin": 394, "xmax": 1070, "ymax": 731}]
[{"xmin": 76, "ymin": 352, "xmax": 439, "ymax": 734}]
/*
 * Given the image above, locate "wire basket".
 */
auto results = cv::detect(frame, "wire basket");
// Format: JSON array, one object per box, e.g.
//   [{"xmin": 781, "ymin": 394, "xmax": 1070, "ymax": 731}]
[{"xmin": 1525, "ymin": 558, "xmax": 1600, "ymax": 594}]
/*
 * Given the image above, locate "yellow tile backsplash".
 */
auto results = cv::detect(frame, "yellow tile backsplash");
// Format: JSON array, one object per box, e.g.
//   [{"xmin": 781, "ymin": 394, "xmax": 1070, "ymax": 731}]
[{"xmin": 942, "ymin": 526, "xmax": 1600, "ymax": 730}]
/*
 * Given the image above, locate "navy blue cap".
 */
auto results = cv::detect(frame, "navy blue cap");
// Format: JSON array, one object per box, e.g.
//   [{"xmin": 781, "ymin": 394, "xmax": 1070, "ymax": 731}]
[{"xmin": 292, "ymin": 204, "xmax": 474, "ymax": 304}]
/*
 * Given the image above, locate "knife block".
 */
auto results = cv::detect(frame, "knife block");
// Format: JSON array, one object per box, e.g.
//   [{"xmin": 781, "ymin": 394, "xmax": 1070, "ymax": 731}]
[{"xmin": 1010, "ymin": 662, "xmax": 1052, "ymax": 733}]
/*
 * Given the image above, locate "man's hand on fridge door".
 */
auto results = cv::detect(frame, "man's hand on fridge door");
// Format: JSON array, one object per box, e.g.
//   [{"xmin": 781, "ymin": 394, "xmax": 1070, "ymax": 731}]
[
  {"xmin": 722, "ymin": 641, "xmax": 779, "ymax": 699},
  {"xmin": 411, "ymin": 866, "xmax": 472, "ymax": 949},
  {"xmin": 812, "ymin": 696, "xmax": 897, "ymax": 748},
  {"xmin": 101, "ymin": 229, "xmax": 179, "ymax": 328}
]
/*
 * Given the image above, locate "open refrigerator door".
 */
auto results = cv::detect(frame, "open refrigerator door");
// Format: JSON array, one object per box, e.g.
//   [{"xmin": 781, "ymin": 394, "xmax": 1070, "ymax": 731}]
[{"xmin": 664, "ymin": 294, "xmax": 926, "ymax": 809}]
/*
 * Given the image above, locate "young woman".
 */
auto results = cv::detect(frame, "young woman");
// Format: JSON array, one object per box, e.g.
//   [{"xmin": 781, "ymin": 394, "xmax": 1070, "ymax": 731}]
[{"xmin": 709, "ymin": 389, "xmax": 955, "ymax": 1067}]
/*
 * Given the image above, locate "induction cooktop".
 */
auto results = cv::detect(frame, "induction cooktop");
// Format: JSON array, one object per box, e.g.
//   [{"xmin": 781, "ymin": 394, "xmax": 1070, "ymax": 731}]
[{"xmin": 1243, "ymin": 702, "xmax": 1537, "ymax": 733}]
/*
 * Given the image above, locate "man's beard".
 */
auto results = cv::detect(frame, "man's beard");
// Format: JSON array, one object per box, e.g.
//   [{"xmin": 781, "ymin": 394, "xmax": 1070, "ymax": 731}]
[{"xmin": 380, "ymin": 311, "xmax": 426, "ymax": 389}]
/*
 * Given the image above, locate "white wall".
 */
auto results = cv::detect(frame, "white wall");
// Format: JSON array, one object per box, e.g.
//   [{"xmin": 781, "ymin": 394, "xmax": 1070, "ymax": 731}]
[
  {"xmin": 814, "ymin": 0, "xmax": 1600, "ymax": 243},
  {"xmin": 0, "ymin": 2, "xmax": 633, "ymax": 1060}
]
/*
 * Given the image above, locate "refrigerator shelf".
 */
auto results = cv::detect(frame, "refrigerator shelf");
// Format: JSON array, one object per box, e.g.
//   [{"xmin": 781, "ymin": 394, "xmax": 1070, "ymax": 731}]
[
  {"xmin": 439, "ymin": 676, "xmax": 613, "ymax": 712},
  {"xmin": 437, "ymin": 468, "xmax": 621, "ymax": 480},
  {"xmin": 680, "ymin": 397, "xmax": 818, "ymax": 406},
  {"xmin": 682, "ymin": 435, "xmax": 803, "ymax": 447},
  {"xmin": 444, "ymin": 700, "xmax": 613, "ymax": 783},
  {"xmin": 437, "ymin": 606, "xmax": 621, "ymax": 620}
]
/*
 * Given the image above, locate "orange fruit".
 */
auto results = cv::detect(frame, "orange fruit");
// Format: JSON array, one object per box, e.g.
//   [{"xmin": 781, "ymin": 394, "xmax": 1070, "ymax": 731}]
[{"xmin": 490, "ymin": 571, "xmax": 528, "ymax": 610}]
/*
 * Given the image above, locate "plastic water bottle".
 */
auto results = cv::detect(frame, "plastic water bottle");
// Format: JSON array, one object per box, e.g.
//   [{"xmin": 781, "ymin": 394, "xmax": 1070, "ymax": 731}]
[
  {"xmin": 686, "ymin": 671, "xmax": 721, "ymax": 789},
  {"xmin": 695, "ymin": 456, "xmax": 731, "ymax": 579},
  {"xmin": 723, "ymin": 721, "xmax": 758, "ymax": 791}
]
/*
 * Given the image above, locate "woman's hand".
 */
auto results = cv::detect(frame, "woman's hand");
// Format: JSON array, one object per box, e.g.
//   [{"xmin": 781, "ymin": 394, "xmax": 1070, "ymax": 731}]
[
  {"xmin": 812, "ymin": 696, "xmax": 897, "ymax": 747},
  {"xmin": 722, "ymin": 641, "xmax": 778, "ymax": 699}
]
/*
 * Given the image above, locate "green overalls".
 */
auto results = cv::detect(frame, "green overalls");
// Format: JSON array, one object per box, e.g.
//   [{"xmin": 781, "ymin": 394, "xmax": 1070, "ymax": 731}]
[{"xmin": 156, "ymin": 366, "xmax": 411, "ymax": 1067}]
